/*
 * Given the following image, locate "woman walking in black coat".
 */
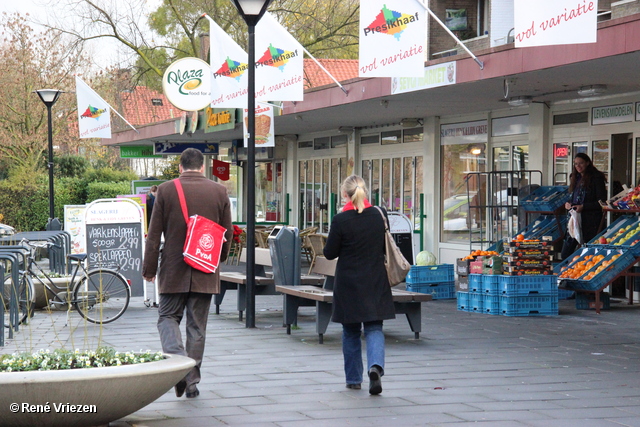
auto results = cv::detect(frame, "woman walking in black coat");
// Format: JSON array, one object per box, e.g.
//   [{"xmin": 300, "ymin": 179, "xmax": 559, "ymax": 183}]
[
  {"xmin": 323, "ymin": 175, "xmax": 395, "ymax": 395},
  {"xmin": 561, "ymin": 152, "xmax": 607, "ymax": 260}
]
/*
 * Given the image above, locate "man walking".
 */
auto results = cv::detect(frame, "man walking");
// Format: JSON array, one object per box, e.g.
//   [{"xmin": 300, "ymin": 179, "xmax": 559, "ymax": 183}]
[{"xmin": 143, "ymin": 148, "xmax": 233, "ymax": 398}]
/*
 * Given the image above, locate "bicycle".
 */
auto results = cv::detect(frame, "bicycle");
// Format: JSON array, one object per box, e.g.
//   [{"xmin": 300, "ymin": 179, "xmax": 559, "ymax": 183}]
[{"xmin": 7, "ymin": 239, "xmax": 131, "ymax": 325}]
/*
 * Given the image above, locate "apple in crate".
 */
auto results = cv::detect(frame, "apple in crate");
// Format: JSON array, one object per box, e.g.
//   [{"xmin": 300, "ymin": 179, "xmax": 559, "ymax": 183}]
[{"xmin": 599, "ymin": 236, "xmax": 608, "ymax": 244}]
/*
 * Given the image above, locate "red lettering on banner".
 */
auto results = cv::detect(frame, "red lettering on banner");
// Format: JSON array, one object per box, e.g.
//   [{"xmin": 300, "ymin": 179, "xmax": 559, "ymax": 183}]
[{"xmin": 516, "ymin": 1, "xmax": 594, "ymax": 43}]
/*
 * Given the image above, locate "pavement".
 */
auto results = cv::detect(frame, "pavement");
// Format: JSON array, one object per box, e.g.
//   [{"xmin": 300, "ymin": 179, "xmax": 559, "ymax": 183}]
[{"xmin": 2, "ymin": 261, "xmax": 640, "ymax": 427}]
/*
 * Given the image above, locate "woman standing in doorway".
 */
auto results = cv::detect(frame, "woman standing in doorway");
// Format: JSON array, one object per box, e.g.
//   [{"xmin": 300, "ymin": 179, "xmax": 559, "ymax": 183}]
[
  {"xmin": 561, "ymin": 153, "xmax": 607, "ymax": 260},
  {"xmin": 323, "ymin": 175, "xmax": 395, "ymax": 395}
]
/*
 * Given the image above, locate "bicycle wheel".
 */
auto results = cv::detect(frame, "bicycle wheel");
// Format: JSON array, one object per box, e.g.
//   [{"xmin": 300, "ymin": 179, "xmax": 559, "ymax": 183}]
[
  {"xmin": 74, "ymin": 269, "xmax": 130, "ymax": 324},
  {"xmin": 2, "ymin": 274, "xmax": 35, "ymax": 328}
]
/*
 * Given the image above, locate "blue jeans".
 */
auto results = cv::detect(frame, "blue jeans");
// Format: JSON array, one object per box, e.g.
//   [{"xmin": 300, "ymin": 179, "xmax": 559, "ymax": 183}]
[{"xmin": 342, "ymin": 321, "xmax": 385, "ymax": 385}]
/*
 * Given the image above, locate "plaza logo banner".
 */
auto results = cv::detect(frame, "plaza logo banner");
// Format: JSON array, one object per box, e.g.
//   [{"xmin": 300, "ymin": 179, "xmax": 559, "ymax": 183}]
[
  {"xmin": 243, "ymin": 103, "xmax": 275, "ymax": 147},
  {"xmin": 359, "ymin": 0, "xmax": 425, "ymax": 78},
  {"xmin": 205, "ymin": 15, "xmax": 249, "ymax": 108},
  {"xmin": 162, "ymin": 57, "xmax": 212, "ymax": 111},
  {"xmin": 76, "ymin": 77, "xmax": 111, "ymax": 139},
  {"xmin": 514, "ymin": 0, "xmax": 597, "ymax": 47},
  {"xmin": 255, "ymin": 13, "xmax": 304, "ymax": 102}
]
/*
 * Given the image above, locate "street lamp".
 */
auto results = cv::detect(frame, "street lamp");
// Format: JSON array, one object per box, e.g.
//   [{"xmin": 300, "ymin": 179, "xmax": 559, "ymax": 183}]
[
  {"xmin": 231, "ymin": 0, "xmax": 273, "ymax": 328},
  {"xmin": 35, "ymin": 89, "xmax": 64, "ymax": 231}
]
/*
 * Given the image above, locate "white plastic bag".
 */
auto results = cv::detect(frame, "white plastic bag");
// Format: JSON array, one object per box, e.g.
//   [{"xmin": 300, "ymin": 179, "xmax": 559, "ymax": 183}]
[{"xmin": 568, "ymin": 209, "xmax": 583, "ymax": 244}]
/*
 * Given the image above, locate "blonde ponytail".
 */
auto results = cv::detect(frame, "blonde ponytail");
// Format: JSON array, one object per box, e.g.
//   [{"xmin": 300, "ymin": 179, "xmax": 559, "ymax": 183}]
[{"xmin": 342, "ymin": 175, "xmax": 368, "ymax": 213}]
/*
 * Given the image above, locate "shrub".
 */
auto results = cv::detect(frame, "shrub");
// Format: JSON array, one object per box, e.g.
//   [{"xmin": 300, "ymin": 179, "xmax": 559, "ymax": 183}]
[{"xmin": 86, "ymin": 181, "xmax": 131, "ymax": 203}]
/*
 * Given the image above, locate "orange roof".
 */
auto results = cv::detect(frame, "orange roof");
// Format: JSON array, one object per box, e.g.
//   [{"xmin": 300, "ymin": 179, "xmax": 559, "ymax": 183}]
[
  {"xmin": 119, "ymin": 86, "xmax": 179, "ymax": 126},
  {"xmin": 303, "ymin": 58, "xmax": 359, "ymax": 89}
]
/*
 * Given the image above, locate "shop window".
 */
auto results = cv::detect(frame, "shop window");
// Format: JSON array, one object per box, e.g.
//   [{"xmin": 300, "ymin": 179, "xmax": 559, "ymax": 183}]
[
  {"xmin": 331, "ymin": 134, "xmax": 347, "ymax": 148},
  {"xmin": 381, "ymin": 130, "xmax": 402, "ymax": 145},
  {"xmin": 403, "ymin": 127, "xmax": 423, "ymax": 143},
  {"xmin": 553, "ymin": 112, "xmax": 588, "ymax": 125},
  {"xmin": 298, "ymin": 140, "xmax": 312, "ymax": 148},
  {"xmin": 314, "ymin": 137, "xmax": 330, "ymax": 150},
  {"xmin": 553, "ymin": 143, "xmax": 570, "ymax": 185},
  {"xmin": 361, "ymin": 134, "xmax": 380, "ymax": 145}
]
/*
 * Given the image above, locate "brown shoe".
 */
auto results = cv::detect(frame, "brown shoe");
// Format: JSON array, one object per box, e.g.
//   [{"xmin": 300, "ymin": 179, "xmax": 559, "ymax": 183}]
[
  {"xmin": 346, "ymin": 383, "xmax": 361, "ymax": 390},
  {"xmin": 174, "ymin": 380, "xmax": 187, "ymax": 398}
]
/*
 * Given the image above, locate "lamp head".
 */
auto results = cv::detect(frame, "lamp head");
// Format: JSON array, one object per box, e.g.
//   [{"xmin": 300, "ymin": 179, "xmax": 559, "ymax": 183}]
[
  {"xmin": 507, "ymin": 96, "xmax": 532, "ymax": 107},
  {"xmin": 578, "ymin": 84, "xmax": 607, "ymax": 97},
  {"xmin": 231, "ymin": 0, "xmax": 273, "ymax": 26},
  {"xmin": 35, "ymin": 89, "xmax": 63, "ymax": 107}
]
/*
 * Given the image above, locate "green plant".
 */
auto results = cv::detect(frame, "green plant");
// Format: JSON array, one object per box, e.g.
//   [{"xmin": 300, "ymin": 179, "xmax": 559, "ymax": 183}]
[
  {"xmin": 86, "ymin": 181, "xmax": 131, "ymax": 202},
  {"xmin": 0, "ymin": 348, "xmax": 163, "ymax": 372}
]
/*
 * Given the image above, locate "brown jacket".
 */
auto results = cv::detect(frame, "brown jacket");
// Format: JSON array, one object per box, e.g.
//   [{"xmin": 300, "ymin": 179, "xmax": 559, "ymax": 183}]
[{"xmin": 142, "ymin": 171, "xmax": 233, "ymax": 294}]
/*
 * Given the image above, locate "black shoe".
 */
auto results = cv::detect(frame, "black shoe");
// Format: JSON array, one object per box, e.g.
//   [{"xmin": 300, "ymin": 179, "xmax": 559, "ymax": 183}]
[
  {"xmin": 174, "ymin": 380, "xmax": 187, "ymax": 398},
  {"xmin": 368, "ymin": 366, "xmax": 382, "ymax": 395},
  {"xmin": 346, "ymin": 383, "xmax": 361, "ymax": 390},
  {"xmin": 186, "ymin": 386, "xmax": 200, "ymax": 398}
]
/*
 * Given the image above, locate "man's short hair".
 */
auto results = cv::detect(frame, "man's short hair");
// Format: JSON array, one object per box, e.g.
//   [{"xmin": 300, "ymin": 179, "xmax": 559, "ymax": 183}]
[{"xmin": 180, "ymin": 148, "xmax": 204, "ymax": 171}]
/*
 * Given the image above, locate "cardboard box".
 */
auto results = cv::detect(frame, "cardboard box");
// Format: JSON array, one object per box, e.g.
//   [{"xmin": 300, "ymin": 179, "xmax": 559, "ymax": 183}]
[
  {"xmin": 504, "ymin": 258, "xmax": 552, "ymax": 268},
  {"xmin": 503, "ymin": 266, "xmax": 554, "ymax": 275},
  {"xmin": 456, "ymin": 258, "xmax": 471, "ymax": 276},
  {"xmin": 456, "ymin": 275, "xmax": 469, "ymax": 292},
  {"xmin": 509, "ymin": 248, "xmax": 554, "ymax": 258},
  {"xmin": 483, "ymin": 256, "xmax": 503, "ymax": 275},
  {"xmin": 507, "ymin": 240, "xmax": 552, "ymax": 250},
  {"xmin": 469, "ymin": 260, "xmax": 484, "ymax": 274}
]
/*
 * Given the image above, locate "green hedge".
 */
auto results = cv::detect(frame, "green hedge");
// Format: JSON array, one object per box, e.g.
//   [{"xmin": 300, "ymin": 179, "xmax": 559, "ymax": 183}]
[{"xmin": 0, "ymin": 177, "xmax": 131, "ymax": 232}]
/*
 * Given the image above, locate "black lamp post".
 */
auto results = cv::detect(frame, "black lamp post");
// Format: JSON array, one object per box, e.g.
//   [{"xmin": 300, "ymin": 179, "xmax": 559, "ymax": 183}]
[
  {"xmin": 35, "ymin": 89, "xmax": 64, "ymax": 231},
  {"xmin": 231, "ymin": 0, "xmax": 273, "ymax": 328}
]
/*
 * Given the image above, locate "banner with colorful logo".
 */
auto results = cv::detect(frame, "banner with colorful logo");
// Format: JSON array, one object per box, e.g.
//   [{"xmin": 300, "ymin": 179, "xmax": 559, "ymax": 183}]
[
  {"xmin": 206, "ymin": 15, "xmax": 249, "ymax": 108},
  {"xmin": 76, "ymin": 77, "xmax": 111, "ymax": 139},
  {"xmin": 255, "ymin": 13, "xmax": 304, "ymax": 101},
  {"xmin": 359, "ymin": 0, "xmax": 426, "ymax": 78},
  {"xmin": 243, "ymin": 102, "xmax": 275, "ymax": 147},
  {"xmin": 514, "ymin": 0, "xmax": 597, "ymax": 47}
]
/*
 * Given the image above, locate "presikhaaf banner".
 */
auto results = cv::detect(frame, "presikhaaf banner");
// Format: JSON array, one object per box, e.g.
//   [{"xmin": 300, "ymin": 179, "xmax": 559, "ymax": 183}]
[
  {"xmin": 254, "ymin": 13, "xmax": 304, "ymax": 102},
  {"xmin": 514, "ymin": 0, "xmax": 597, "ymax": 48},
  {"xmin": 359, "ymin": 0, "xmax": 425, "ymax": 78},
  {"xmin": 207, "ymin": 16, "xmax": 249, "ymax": 108},
  {"xmin": 243, "ymin": 103, "xmax": 275, "ymax": 147},
  {"xmin": 76, "ymin": 77, "xmax": 111, "ymax": 139}
]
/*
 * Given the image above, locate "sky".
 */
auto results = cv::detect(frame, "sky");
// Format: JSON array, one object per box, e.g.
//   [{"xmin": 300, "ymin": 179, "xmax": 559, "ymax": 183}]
[{"xmin": 0, "ymin": 0, "xmax": 161, "ymax": 69}]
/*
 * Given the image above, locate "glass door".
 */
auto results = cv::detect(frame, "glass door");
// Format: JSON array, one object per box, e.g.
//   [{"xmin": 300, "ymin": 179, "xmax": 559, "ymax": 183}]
[{"xmin": 299, "ymin": 157, "xmax": 347, "ymax": 232}]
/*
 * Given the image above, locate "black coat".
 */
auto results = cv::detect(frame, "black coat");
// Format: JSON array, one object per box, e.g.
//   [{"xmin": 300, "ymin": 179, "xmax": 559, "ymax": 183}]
[
  {"xmin": 578, "ymin": 172, "xmax": 607, "ymax": 242},
  {"xmin": 323, "ymin": 206, "xmax": 395, "ymax": 324}
]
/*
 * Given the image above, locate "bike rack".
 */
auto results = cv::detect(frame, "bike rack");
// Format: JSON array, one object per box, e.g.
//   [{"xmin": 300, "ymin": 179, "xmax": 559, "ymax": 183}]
[
  {"xmin": 0, "ymin": 251, "xmax": 23, "ymax": 343},
  {"xmin": 0, "ymin": 231, "xmax": 71, "ymax": 275}
]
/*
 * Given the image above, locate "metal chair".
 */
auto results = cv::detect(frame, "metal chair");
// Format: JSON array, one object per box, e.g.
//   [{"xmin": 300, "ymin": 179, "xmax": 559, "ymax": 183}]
[{"xmin": 299, "ymin": 226, "xmax": 318, "ymax": 263}]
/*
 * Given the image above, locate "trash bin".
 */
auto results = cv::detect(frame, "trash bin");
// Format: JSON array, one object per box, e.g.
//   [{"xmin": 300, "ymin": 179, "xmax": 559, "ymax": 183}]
[{"xmin": 267, "ymin": 226, "xmax": 300, "ymax": 287}]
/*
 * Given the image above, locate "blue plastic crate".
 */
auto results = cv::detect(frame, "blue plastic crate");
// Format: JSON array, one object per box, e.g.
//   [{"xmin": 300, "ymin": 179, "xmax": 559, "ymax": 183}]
[
  {"xmin": 558, "ymin": 288, "xmax": 575, "ymax": 300},
  {"xmin": 406, "ymin": 281, "xmax": 455, "ymax": 299},
  {"xmin": 517, "ymin": 215, "xmax": 568, "ymax": 241},
  {"xmin": 576, "ymin": 292, "xmax": 610, "ymax": 310},
  {"xmin": 469, "ymin": 274, "xmax": 483, "ymax": 292},
  {"xmin": 562, "ymin": 249, "xmax": 635, "ymax": 291},
  {"xmin": 469, "ymin": 292, "xmax": 484, "ymax": 313},
  {"xmin": 483, "ymin": 294, "xmax": 501, "ymax": 315},
  {"xmin": 457, "ymin": 292, "xmax": 470, "ymax": 311},
  {"xmin": 587, "ymin": 215, "xmax": 640, "ymax": 256},
  {"xmin": 520, "ymin": 186, "xmax": 569, "ymax": 212},
  {"xmin": 483, "ymin": 275, "xmax": 500, "ymax": 294},
  {"xmin": 499, "ymin": 295, "xmax": 559, "ymax": 316},
  {"xmin": 497, "ymin": 275, "xmax": 558, "ymax": 296},
  {"xmin": 405, "ymin": 264, "xmax": 454, "ymax": 284}
]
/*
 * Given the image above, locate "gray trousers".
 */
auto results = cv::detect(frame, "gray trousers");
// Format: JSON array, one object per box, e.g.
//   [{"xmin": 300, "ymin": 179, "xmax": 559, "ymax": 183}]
[{"xmin": 157, "ymin": 292, "xmax": 212, "ymax": 388}]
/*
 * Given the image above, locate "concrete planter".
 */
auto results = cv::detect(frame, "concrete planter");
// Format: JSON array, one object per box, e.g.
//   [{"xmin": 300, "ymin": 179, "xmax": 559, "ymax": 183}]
[
  {"xmin": 32, "ymin": 277, "xmax": 72, "ymax": 309},
  {"xmin": 0, "ymin": 353, "xmax": 194, "ymax": 427}
]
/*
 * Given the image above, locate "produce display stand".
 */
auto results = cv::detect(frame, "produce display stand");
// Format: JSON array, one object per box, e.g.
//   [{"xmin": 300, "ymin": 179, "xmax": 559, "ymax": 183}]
[
  {"xmin": 555, "ymin": 212, "xmax": 640, "ymax": 313},
  {"xmin": 519, "ymin": 186, "xmax": 570, "ymax": 251}
]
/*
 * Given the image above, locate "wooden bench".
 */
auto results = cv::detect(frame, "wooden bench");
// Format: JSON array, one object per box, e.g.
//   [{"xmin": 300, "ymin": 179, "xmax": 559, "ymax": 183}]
[
  {"xmin": 276, "ymin": 257, "xmax": 432, "ymax": 343},
  {"xmin": 216, "ymin": 247, "xmax": 324, "ymax": 320}
]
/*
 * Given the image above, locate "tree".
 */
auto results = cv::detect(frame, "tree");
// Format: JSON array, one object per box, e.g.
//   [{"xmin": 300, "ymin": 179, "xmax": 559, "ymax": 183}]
[
  {"xmin": 0, "ymin": 13, "xmax": 83, "ymax": 181},
  {"xmin": 44, "ymin": 0, "xmax": 360, "ymax": 90}
]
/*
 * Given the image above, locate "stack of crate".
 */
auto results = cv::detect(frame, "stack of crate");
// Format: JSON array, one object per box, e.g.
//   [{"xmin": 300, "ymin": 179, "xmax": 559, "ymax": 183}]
[
  {"xmin": 503, "ymin": 240, "xmax": 554, "ymax": 276},
  {"xmin": 458, "ymin": 274, "xmax": 558, "ymax": 316},
  {"xmin": 405, "ymin": 264, "xmax": 455, "ymax": 299}
]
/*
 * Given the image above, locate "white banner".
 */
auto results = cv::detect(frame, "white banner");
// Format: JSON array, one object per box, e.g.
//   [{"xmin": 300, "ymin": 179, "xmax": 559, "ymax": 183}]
[
  {"xmin": 243, "ymin": 103, "xmax": 275, "ymax": 147},
  {"xmin": 76, "ymin": 77, "xmax": 111, "ymax": 139},
  {"xmin": 359, "ymin": 0, "xmax": 426, "ymax": 78},
  {"xmin": 162, "ymin": 57, "xmax": 212, "ymax": 111},
  {"xmin": 391, "ymin": 61, "xmax": 456, "ymax": 94},
  {"xmin": 514, "ymin": 0, "xmax": 597, "ymax": 48},
  {"xmin": 207, "ymin": 16, "xmax": 249, "ymax": 108},
  {"xmin": 255, "ymin": 13, "xmax": 304, "ymax": 102}
]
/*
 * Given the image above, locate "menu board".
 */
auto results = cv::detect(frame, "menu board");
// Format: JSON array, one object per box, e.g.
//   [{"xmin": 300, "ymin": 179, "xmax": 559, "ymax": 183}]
[{"xmin": 85, "ymin": 199, "xmax": 144, "ymax": 297}]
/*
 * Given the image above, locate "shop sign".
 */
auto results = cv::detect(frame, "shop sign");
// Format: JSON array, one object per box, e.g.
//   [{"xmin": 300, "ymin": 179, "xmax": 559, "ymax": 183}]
[
  {"xmin": 154, "ymin": 142, "xmax": 219, "ymax": 155},
  {"xmin": 440, "ymin": 120, "xmax": 488, "ymax": 144},
  {"xmin": 391, "ymin": 61, "xmax": 456, "ymax": 95},
  {"xmin": 205, "ymin": 107, "xmax": 236, "ymax": 133},
  {"xmin": 162, "ymin": 57, "xmax": 212, "ymax": 111},
  {"xmin": 592, "ymin": 103, "xmax": 634, "ymax": 125},
  {"xmin": 119, "ymin": 146, "xmax": 162, "ymax": 158}
]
